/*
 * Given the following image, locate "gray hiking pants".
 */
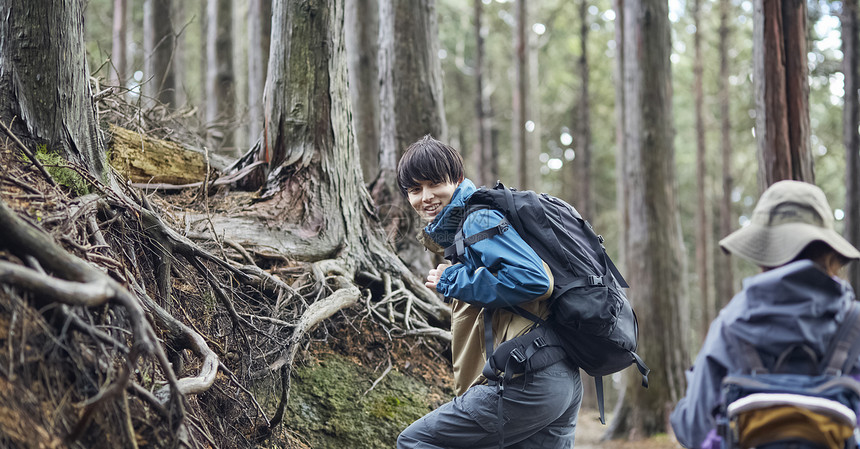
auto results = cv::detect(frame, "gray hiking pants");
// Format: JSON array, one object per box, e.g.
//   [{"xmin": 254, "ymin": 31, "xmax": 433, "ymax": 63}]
[{"xmin": 397, "ymin": 360, "xmax": 582, "ymax": 449}]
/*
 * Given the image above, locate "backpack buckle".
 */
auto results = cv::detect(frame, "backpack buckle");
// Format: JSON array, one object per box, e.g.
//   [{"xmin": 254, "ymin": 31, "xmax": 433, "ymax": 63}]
[
  {"xmin": 597, "ymin": 234, "xmax": 605, "ymax": 244},
  {"xmin": 588, "ymin": 275, "xmax": 604, "ymax": 286},
  {"xmin": 533, "ymin": 337, "xmax": 547, "ymax": 349},
  {"xmin": 510, "ymin": 348, "xmax": 526, "ymax": 364},
  {"xmin": 498, "ymin": 220, "xmax": 510, "ymax": 233}
]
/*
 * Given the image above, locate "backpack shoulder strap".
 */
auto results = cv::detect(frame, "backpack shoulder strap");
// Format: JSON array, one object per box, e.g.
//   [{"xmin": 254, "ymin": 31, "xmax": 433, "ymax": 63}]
[
  {"xmin": 821, "ymin": 301, "xmax": 860, "ymax": 375},
  {"xmin": 442, "ymin": 214, "xmax": 511, "ymax": 263},
  {"xmin": 581, "ymin": 219, "xmax": 629, "ymax": 289},
  {"xmin": 729, "ymin": 333, "xmax": 769, "ymax": 375}
]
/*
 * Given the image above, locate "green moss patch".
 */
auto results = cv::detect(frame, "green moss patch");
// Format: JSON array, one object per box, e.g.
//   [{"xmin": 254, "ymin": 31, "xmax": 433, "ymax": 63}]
[
  {"xmin": 25, "ymin": 145, "xmax": 90, "ymax": 196},
  {"xmin": 285, "ymin": 354, "xmax": 437, "ymax": 449}
]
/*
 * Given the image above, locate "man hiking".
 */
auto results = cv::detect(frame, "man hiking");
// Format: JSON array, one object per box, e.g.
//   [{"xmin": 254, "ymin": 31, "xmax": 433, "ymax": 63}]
[{"xmin": 395, "ymin": 136, "xmax": 582, "ymax": 449}]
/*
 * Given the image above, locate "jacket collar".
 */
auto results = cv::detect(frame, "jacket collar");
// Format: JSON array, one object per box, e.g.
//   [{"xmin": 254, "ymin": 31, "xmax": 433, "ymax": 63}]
[
  {"xmin": 740, "ymin": 259, "xmax": 849, "ymax": 305},
  {"xmin": 421, "ymin": 178, "xmax": 477, "ymax": 249}
]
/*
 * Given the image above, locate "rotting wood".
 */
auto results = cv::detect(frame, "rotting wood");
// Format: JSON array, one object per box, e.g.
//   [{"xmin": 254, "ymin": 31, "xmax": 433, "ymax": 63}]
[{"xmin": 108, "ymin": 124, "xmax": 232, "ymax": 185}]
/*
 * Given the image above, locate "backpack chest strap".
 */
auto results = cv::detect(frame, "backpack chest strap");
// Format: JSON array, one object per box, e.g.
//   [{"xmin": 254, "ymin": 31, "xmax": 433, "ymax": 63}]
[{"xmin": 443, "ymin": 217, "xmax": 511, "ymax": 263}]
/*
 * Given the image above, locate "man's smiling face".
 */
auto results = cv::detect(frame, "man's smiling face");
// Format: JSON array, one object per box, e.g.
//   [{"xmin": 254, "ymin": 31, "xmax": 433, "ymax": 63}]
[{"xmin": 406, "ymin": 180, "xmax": 460, "ymax": 222}]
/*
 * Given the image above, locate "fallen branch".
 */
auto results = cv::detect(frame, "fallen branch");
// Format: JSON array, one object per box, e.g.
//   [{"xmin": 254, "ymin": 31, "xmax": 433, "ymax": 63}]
[
  {"xmin": 0, "ymin": 118, "xmax": 57, "ymax": 187},
  {"xmin": 363, "ymin": 357, "xmax": 393, "ymax": 397},
  {"xmin": 259, "ymin": 266, "xmax": 362, "ymax": 435}
]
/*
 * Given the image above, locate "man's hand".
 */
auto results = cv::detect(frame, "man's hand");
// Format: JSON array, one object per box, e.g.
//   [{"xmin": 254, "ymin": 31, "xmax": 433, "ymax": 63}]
[{"xmin": 425, "ymin": 263, "xmax": 451, "ymax": 290}]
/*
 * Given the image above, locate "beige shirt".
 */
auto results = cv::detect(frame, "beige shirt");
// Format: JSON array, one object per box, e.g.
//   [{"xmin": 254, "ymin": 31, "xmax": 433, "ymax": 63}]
[
  {"xmin": 450, "ymin": 263, "xmax": 553, "ymax": 395},
  {"xmin": 417, "ymin": 230, "xmax": 553, "ymax": 395}
]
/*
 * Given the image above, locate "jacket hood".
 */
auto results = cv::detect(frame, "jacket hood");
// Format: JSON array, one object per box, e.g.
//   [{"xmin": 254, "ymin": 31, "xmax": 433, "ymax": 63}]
[
  {"xmin": 723, "ymin": 259, "xmax": 855, "ymax": 358},
  {"xmin": 422, "ymin": 178, "xmax": 477, "ymax": 249}
]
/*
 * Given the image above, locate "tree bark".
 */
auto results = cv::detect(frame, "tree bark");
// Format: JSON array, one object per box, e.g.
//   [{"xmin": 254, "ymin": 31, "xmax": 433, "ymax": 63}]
[
  {"xmin": 608, "ymin": 0, "xmax": 688, "ymax": 438},
  {"xmin": 377, "ymin": 0, "xmax": 448, "ymax": 175},
  {"xmin": 0, "ymin": 0, "xmax": 107, "ymax": 180},
  {"xmin": 512, "ymin": 0, "xmax": 530, "ymax": 190},
  {"xmin": 248, "ymin": 0, "xmax": 272, "ymax": 147},
  {"xmin": 345, "ymin": 0, "xmax": 380, "ymax": 183},
  {"xmin": 715, "ymin": 0, "xmax": 735, "ymax": 309},
  {"xmin": 207, "ymin": 0, "xmax": 430, "ymax": 301},
  {"xmin": 576, "ymin": 0, "xmax": 593, "ymax": 220},
  {"xmin": 473, "ymin": 0, "xmax": 494, "ymax": 188},
  {"xmin": 375, "ymin": 0, "xmax": 447, "ymax": 274},
  {"xmin": 753, "ymin": 0, "xmax": 813, "ymax": 190},
  {"xmin": 110, "ymin": 0, "xmax": 128, "ymax": 87},
  {"xmin": 614, "ymin": 0, "xmax": 628, "ymax": 270},
  {"xmin": 206, "ymin": 0, "xmax": 236, "ymax": 154},
  {"xmin": 144, "ymin": 0, "xmax": 178, "ymax": 108},
  {"xmin": 692, "ymin": 0, "xmax": 712, "ymax": 331},
  {"xmin": 843, "ymin": 0, "xmax": 860, "ymax": 291}
]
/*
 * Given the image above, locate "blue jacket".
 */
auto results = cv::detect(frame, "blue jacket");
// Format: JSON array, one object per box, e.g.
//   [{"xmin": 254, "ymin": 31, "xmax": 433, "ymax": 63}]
[
  {"xmin": 423, "ymin": 179, "xmax": 552, "ymax": 308},
  {"xmin": 670, "ymin": 260, "xmax": 858, "ymax": 448}
]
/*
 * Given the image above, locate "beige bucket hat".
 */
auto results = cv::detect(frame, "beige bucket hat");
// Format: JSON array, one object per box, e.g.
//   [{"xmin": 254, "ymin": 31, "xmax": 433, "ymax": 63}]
[{"xmin": 719, "ymin": 180, "xmax": 860, "ymax": 267}]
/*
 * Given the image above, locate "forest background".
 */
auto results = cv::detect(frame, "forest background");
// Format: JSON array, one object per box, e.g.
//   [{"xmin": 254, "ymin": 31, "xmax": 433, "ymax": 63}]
[
  {"xmin": 83, "ymin": 0, "xmax": 852, "ymax": 332},
  {"xmin": 0, "ymin": 0, "xmax": 856, "ymax": 447}
]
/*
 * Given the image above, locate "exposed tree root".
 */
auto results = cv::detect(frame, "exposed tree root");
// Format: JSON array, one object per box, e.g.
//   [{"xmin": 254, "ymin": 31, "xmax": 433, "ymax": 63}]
[{"xmin": 0, "ymin": 117, "xmax": 454, "ymax": 448}]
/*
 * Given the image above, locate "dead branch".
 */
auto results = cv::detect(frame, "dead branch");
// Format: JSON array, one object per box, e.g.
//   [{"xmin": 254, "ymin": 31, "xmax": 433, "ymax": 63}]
[
  {"xmin": 0, "ymin": 199, "xmax": 154, "ymax": 353},
  {"xmin": 67, "ymin": 354, "xmax": 135, "ymax": 443},
  {"xmin": 363, "ymin": 357, "xmax": 393, "ymax": 397},
  {"xmin": 125, "ymin": 276, "xmax": 219, "ymax": 403},
  {"xmin": 256, "ymin": 261, "xmax": 362, "ymax": 436},
  {"xmin": 0, "ymin": 118, "xmax": 57, "ymax": 187},
  {"xmin": 0, "ymin": 198, "xmax": 192, "ymax": 423},
  {"xmin": 254, "ymin": 280, "xmax": 360, "ymax": 377}
]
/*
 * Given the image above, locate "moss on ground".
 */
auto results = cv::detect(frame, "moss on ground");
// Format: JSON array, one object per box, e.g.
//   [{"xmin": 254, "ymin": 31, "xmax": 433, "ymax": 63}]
[{"xmin": 285, "ymin": 353, "xmax": 437, "ymax": 449}]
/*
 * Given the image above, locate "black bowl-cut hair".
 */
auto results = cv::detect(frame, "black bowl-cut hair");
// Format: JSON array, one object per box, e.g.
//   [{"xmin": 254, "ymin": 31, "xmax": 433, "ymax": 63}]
[{"xmin": 397, "ymin": 135, "xmax": 464, "ymax": 196}]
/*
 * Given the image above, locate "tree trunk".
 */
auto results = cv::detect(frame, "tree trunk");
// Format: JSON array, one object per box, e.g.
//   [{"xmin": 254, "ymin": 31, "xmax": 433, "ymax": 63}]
[
  {"xmin": 607, "ymin": 0, "xmax": 688, "ymax": 439},
  {"xmin": 753, "ymin": 0, "xmax": 813, "ymax": 190},
  {"xmin": 375, "ymin": 0, "xmax": 447, "ymax": 274},
  {"xmin": 473, "ymin": 0, "xmax": 494, "ymax": 188},
  {"xmin": 614, "ymin": 0, "xmax": 628, "ymax": 270},
  {"xmin": 576, "ymin": 0, "xmax": 593, "ymax": 220},
  {"xmin": 198, "ymin": 0, "xmax": 448, "ymax": 326},
  {"xmin": 172, "ymin": 1, "xmax": 187, "ymax": 107},
  {"xmin": 253, "ymin": 0, "xmax": 382, "ymax": 262},
  {"xmin": 206, "ymin": 0, "xmax": 236, "ymax": 154},
  {"xmin": 512, "ymin": 0, "xmax": 530, "ymax": 190},
  {"xmin": 377, "ymin": 0, "xmax": 448, "ymax": 175},
  {"xmin": 248, "ymin": 0, "xmax": 272, "ymax": 147},
  {"xmin": 110, "ymin": 0, "xmax": 128, "ymax": 87},
  {"xmin": 144, "ymin": 0, "xmax": 177, "ymax": 108},
  {"xmin": 715, "ymin": 0, "xmax": 735, "ymax": 309},
  {"xmin": 693, "ymin": 0, "xmax": 712, "ymax": 331},
  {"xmin": 0, "ymin": 0, "xmax": 107, "ymax": 180},
  {"xmin": 345, "ymin": 0, "xmax": 380, "ymax": 184},
  {"xmin": 844, "ymin": 0, "xmax": 860, "ymax": 291}
]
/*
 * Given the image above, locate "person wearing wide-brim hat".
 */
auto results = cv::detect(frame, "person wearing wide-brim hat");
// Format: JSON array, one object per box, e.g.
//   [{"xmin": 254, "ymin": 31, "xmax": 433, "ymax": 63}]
[
  {"xmin": 670, "ymin": 180, "xmax": 860, "ymax": 449},
  {"xmin": 719, "ymin": 179, "xmax": 860, "ymax": 271}
]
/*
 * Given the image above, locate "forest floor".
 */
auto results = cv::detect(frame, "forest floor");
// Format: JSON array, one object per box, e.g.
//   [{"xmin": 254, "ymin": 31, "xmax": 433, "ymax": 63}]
[
  {"xmin": 0, "ymin": 92, "xmax": 685, "ymax": 447},
  {"xmin": 575, "ymin": 415, "xmax": 682, "ymax": 449}
]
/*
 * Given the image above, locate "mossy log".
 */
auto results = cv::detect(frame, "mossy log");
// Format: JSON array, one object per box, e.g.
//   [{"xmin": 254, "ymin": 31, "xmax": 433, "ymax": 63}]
[{"xmin": 108, "ymin": 124, "xmax": 220, "ymax": 185}]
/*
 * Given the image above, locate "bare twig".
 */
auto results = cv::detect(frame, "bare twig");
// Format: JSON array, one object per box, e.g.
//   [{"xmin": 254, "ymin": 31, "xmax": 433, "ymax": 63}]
[
  {"xmin": 363, "ymin": 357, "xmax": 393, "ymax": 397},
  {"xmin": 0, "ymin": 118, "xmax": 57, "ymax": 187}
]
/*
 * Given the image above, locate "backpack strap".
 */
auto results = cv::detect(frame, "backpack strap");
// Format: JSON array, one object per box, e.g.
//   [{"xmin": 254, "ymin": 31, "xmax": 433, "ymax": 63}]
[
  {"xmin": 502, "ymin": 185, "xmax": 525, "ymax": 232},
  {"xmin": 442, "ymin": 218, "xmax": 510, "ymax": 264},
  {"xmin": 771, "ymin": 344, "xmax": 819, "ymax": 374},
  {"xmin": 821, "ymin": 301, "xmax": 860, "ymax": 375},
  {"xmin": 481, "ymin": 316, "xmax": 567, "ymax": 449},
  {"xmin": 581, "ymin": 219, "xmax": 629, "ymax": 289},
  {"xmin": 732, "ymin": 336, "xmax": 769, "ymax": 375}
]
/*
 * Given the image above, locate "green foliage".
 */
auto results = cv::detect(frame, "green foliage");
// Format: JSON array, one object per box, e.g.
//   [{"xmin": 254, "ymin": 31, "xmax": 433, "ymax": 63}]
[
  {"xmin": 29, "ymin": 145, "xmax": 90, "ymax": 196},
  {"xmin": 285, "ymin": 354, "xmax": 438, "ymax": 449}
]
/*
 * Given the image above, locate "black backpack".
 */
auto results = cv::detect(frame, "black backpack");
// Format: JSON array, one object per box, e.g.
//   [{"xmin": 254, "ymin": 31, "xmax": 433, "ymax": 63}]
[{"xmin": 444, "ymin": 182, "xmax": 649, "ymax": 424}]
